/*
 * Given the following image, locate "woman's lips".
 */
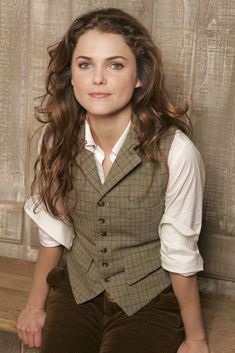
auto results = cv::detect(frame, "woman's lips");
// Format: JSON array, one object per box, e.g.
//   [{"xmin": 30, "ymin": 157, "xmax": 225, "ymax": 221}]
[{"xmin": 88, "ymin": 92, "xmax": 111, "ymax": 98}]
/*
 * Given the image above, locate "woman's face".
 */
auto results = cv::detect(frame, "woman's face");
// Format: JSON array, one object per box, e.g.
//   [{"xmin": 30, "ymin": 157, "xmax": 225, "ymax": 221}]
[{"xmin": 71, "ymin": 29, "xmax": 141, "ymax": 120}]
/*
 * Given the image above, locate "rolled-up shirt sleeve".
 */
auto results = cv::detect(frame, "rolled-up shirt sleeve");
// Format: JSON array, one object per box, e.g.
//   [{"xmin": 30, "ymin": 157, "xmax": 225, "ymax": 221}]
[
  {"xmin": 38, "ymin": 228, "xmax": 61, "ymax": 247},
  {"xmin": 159, "ymin": 130, "xmax": 205, "ymax": 276},
  {"xmin": 24, "ymin": 196, "xmax": 75, "ymax": 249},
  {"xmin": 24, "ymin": 131, "xmax": 75, "ymax": 249}
]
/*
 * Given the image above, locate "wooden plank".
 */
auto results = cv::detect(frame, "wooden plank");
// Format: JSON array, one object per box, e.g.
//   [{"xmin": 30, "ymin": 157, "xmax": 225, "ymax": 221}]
[
  {"xmin": 0, "ymin": 288, "xmax": 30, "ymax": 332},
  {"xmin": 25, "ymin": 0, "xmax": 72, "ymax": 256},
  {"xmin": 72, "ymin": 1, "xmax": 154, "ymax": 31},
  {"xmin": 199, "ymin": 276, "xmax": 235, "ymax": 297},
  {"xmin": 201, "ymin": 292, "xmax": 235, "ymax": 353},
  {"xmin": 113, "ymin": 0, "xmax": 154, "ymax": 31},
  {"xmin": 199, "ymin": 232, "xmax": 235, "ymax": 280},
  {"xmin": 72, "ymin": 0, "xmax": 114, "ymax": 19},
  {"xmin": 0, "ymin": 257, "xmax": 35, "ymax": 333},
  {"xmin": 152, "ymin": 0, "xmax": 198, "ymax": 103},
  {"xmin": 22, "ymin": 346, "xmax": 39, "ymax": 353},
  {"xmin": 0, "ymin": 202, "xmax": 24, "ymax": 243},
  {"xmin": 0, "ymin": 273, "xmax": 32, "ymax": 293},
  {"xmin": 0, "ymin": 243, "xmax": 24, "ymax": 259},
  {"xmin": 0, "ymin": 331, "xmax": 39, "ymax": 353},
  {"xmin": 0, "ymin": 0, "xmax": 29, "ymax": 258},
  {"xmin": 190, "ymin": 0, "xmax": 235, "ymax": 236},
  {"xmin": 0, "ymin": 331, "xmax": 21, "ymax": 353},
  {"xmin": 30, "ymin": 0, "xmax": 72, "ymax": 100},
  {"xmin": 0, "ymin": 256, "xmax": 35, "ymax": 276},
  {"xmin": 0, "ymin": 0, "xmax": 29, "ymax": 201}
]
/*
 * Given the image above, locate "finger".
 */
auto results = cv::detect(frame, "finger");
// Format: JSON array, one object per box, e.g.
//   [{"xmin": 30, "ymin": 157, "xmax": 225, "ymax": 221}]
[
  {"xmin": 16, "ymin": 325, "xmax": 23, "ymax": 340},
  {"xmin": 34, "ymin": 330, "xmax": 42, "ymax": 348},
  {"xmin": 16, "ymin": 318, "xmax": 25, "ymax": 339},
  {"xmin": 21, "ymin": 330, "xmax": 29, "ymax": 346},
  {"xmin": 25, "ymin": 326, "xmax": 38, "ymax": 348},
  {"xmin": 26, "ymin": 332, "xmax": 35, "ymax": 348}
]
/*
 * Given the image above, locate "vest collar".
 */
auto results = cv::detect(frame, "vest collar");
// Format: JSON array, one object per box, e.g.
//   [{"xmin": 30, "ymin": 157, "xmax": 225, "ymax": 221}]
[{"xmin": 76, "ymin": 122, "xmax": 142, "ymax": 198}]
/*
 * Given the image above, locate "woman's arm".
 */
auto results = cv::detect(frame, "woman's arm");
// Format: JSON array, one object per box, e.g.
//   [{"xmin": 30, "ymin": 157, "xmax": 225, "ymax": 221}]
[
  {"xmin": 16, "ymin": 244, "xmax": 63, "ymax": 348},
  {"xmin": 26, "ymin": 244, "xmax": 63, "ymax": 308},
  {"xmin": 170, "ymin": 273, "xmax": 210, "ymax": 353}
]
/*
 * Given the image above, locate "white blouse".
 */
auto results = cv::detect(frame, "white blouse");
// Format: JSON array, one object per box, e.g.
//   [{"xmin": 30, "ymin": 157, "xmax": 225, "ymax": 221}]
[{"xmin": 24, "ymin": 121, "xmax": 205, "ymax": 276}]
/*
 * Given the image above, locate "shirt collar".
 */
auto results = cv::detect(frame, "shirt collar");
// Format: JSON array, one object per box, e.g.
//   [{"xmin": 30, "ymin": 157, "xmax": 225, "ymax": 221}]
[{"xmin": 85, "ymin": 119, "xmax": 131, "ymax": 157}]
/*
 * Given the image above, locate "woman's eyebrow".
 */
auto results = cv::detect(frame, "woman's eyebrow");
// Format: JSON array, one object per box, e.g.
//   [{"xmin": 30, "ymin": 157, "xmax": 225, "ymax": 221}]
[{"xmin": 76, "ymin": 55, "xmax": 127, "ymax": 60}]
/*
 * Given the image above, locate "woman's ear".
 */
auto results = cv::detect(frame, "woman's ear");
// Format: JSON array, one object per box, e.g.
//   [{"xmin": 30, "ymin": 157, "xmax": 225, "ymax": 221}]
[
  {"xmin": 135, "ymin": 78, "xmax": 142, "ymax": 88},
  {"xmin": 71, "ymin": 79, "xmax": 74, "ymax": 86}
]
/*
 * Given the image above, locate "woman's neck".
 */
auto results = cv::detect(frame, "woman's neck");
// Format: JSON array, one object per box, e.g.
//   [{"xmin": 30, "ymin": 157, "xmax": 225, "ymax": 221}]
[{"xmin": 87, "ymin": 110, "xmax": 132, "ymax": 154}]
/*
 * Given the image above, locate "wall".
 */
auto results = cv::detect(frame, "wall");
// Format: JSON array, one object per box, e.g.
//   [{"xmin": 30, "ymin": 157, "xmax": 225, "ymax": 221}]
[{"xmin": 0, "ymin": 0, "xmax": 235, "ymax": 293}]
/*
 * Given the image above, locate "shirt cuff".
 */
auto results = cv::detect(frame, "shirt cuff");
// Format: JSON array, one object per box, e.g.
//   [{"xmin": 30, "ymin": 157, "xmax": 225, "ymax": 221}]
[
  {"xmin": 24, "ymin": 196, "xmax": 75, "ymax": 249},
  {"xmin": 159, "ymin": 222, "xmax": 204, "ymax": 276}
]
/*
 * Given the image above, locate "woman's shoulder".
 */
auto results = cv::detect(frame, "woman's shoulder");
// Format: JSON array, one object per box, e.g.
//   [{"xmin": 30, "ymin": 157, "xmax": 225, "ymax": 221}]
[
  {"xmin": 172, "ymin": 129, "xmax": 200, "ymax": 153},
  {"xmin": 169, "ymin": 129, "xmax": 203, "ymax": 166},
  {"xmin": 173, "ymin": 128, "xmax": 192, "ymax": 145}
]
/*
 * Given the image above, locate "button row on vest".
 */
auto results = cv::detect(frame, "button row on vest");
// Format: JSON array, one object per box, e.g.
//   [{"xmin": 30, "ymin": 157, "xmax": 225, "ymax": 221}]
[
  {"xmin": 100, "ymin": 247, "xmax": 107, "ymax": 253},
  {"xmin": 97, "ymin": 200, "xmax": 105, "ymax": 207},
  {"xmin": 99, "ymin": 231, "xmax": 107, "ymax": 237},
  {"xmin": 98, "ymin": 218, "xmax": 105, "ymax": 224}
]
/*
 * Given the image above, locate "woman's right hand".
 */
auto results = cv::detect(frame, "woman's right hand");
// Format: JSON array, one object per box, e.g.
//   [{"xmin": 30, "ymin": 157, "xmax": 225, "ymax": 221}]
[
  {"xmin": 16, "ymin": 245, "xmax": 63, "ymax": 347},
  {"xmin": 16, "ymin": 305, "xmax": 46, "ymax": 348},
  {"xmin": 177, "ymin": 339, "xmax": 210, "ymax": 353}
]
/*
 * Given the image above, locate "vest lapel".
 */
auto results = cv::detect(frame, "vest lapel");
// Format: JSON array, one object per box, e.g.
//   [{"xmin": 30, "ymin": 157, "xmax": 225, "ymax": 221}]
[
  {"xmin": 76, "ymin": 123, "xmax": 142, "ymax": 197},
  {"xmin": 76, "ymin": 125, "xmax": 103, "ymax": 195},
  {"xmin": 100, "ymin": 126, "xmax": 142, "ymax": 197}
]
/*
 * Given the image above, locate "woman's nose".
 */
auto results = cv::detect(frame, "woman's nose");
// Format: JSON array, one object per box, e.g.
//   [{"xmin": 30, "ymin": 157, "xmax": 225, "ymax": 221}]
[{"xmin": 93, "ymin": 66, "xmax": 106, "ymax": 85}]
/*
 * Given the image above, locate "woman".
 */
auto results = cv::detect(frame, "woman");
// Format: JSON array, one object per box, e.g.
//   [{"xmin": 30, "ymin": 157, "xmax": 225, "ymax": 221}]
[{"xmin": 17, "ymin": 7, "xmax": 210, "ymax": 353}]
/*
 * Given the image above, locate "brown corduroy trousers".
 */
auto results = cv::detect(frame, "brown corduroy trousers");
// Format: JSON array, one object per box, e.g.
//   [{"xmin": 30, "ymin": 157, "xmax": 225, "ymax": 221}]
[{"xmin": 40, "ymin": 265, "xmax": 184, "ymax": 353}]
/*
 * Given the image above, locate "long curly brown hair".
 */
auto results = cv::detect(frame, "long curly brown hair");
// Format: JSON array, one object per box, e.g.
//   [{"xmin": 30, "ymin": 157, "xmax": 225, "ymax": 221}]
[{"xmin": 31, "ymin": 7, "xmax": 189, "ymax": 226}]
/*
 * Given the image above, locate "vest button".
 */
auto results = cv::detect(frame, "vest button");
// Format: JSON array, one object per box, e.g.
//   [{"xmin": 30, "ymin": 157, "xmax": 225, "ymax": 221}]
[
  {"xmin": 99, "ymin": 231, "xmax": 107, "ymax": 237},
  {"xmin": 98, "ymin": 218, "xmax": 105, "ymax": 224},
  {"xmin": 102, "ymin": 262, "xmax": 108, "ymax": 267},
  {"xmin": 104, "ymin": 276, "xmax": 111, "ymax": 282},
  {"xmin": 97, "ymin": 200, "xmax": 105, "ymax": 207},
  {"xmin": 100, "ymin": 247, "xmax": 107, "ymax": 253}
]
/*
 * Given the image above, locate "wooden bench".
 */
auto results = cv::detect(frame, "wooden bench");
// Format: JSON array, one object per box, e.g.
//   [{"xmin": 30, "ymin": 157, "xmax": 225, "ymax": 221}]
[
  {"xmin": 0, "ymin": 255, "xmax": 235, "ymax": 353},
  {"xmin": 200, "ymin": 291, "xmax": 235, "ymax": 353},
  {"xmin": 0, "ymin": 256, "xmax": 37, "ymax": 352},
  {"xmin": 0, "ymin": 256, "xmax": 35, "ymax": 333}
]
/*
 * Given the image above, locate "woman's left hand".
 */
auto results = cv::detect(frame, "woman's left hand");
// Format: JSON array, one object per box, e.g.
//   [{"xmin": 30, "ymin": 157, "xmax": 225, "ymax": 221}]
[{"xmin": 177, "ymin": 338, "xmax": 210, "ymax": 353}]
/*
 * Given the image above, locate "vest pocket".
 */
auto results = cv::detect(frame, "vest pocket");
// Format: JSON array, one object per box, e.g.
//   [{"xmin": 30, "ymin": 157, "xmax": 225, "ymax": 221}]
[{"xmin": 123, "ymin": 247, "xmax": 161, "ymax": 285}]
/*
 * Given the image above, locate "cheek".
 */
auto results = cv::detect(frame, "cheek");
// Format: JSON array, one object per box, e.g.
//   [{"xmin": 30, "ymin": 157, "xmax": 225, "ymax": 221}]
[
  {"xmin": 72, "ymin": 77, "xmax": 89, "ymax": 101},
  {"xmin": 71, "ymin": 81, "xmax": 84, "ymax": 104},
  {"xmin": 71, "ymin": 66, "xmax": 88, "ymax": 87},
  {"xmin": 72, "ymin": 75, "xmax": 87, "ymax": 89},
  {"xmin": 116, "ymin": 75, "xmax": 138, "ymax": 95}
]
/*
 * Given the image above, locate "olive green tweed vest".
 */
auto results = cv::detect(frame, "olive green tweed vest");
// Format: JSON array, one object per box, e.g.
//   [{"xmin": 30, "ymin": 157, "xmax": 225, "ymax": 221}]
[{"xmin": 66, "ymin": 125, "xmax": 175, "ymax": 316}]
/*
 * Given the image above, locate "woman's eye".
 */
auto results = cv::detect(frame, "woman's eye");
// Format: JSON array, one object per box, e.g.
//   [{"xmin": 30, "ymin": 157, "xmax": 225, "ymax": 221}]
[
  {"xmin": 110, "ymin": 63, "xmax": 124, "ymax": 70},
  {"xmin": 78, "ymin": 63, "xmax": 91, "ymax": 69}
]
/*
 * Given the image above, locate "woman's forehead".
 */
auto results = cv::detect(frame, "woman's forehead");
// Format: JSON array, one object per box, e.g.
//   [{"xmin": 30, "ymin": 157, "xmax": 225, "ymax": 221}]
[{"xmin": 73, "ymin": 30, "xmax": 134, "ymax": 58}]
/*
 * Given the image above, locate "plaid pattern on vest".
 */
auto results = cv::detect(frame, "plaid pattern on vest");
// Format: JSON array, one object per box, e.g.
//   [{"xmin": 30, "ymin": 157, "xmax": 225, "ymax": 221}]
[{"xmin": 66, "ymin": 125, "xmax": 175, "ymax": 316}]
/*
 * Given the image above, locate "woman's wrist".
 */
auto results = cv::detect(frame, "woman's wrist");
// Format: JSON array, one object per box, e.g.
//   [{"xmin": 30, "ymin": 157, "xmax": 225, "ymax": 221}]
[
  {"xmin": 182, "ymin": 337, "xmax": 210, "ymax": 353},
  {"xmin": 26, "ymin": 295, "xmax": 46, "ymax": 310},
  {"xmin": 25, "ymin": 303, "xmax": 45, "ymax": 310},
  {"xmin": 186, "ymin": 336, "xmax": 206, "ymax": 342}
]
